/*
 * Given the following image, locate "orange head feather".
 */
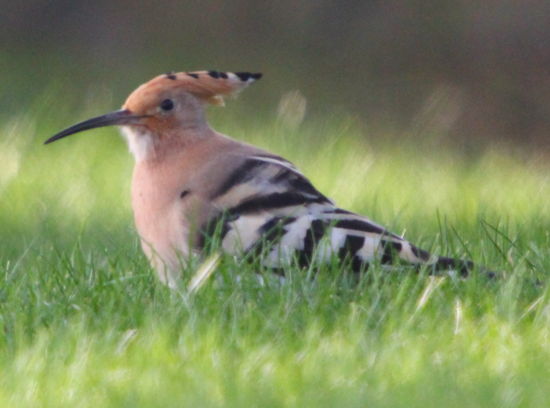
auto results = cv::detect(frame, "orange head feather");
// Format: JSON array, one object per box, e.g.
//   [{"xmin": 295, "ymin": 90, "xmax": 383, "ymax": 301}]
[
  {"xmin": 45, "ymin": 70, "xmax": 262, "ymax": 146},
  {"xmin": 125, "ymin": 70, "xmax": 262, "ymax": 109}
]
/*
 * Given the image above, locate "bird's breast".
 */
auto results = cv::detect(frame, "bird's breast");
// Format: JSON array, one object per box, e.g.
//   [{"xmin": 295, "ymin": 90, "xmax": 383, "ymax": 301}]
[{"xmin": 131, "ymin": 160, "xmax": 193, "ymax": 269}]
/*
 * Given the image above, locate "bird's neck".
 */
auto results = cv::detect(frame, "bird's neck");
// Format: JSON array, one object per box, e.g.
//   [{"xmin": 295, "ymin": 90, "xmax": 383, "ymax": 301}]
[{"xmin": 121, "ymin": 123, "xmax": 215, "ymax": 162}]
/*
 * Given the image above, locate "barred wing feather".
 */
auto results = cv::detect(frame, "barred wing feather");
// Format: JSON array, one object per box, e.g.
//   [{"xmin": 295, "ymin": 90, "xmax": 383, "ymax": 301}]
[{"xmin": 198, "ymin": 154, "xmax": 475, "ymax": 276}]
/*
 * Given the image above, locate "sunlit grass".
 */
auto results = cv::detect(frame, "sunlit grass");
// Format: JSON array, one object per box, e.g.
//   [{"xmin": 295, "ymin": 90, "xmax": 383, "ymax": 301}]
[{"xmin": 0, "ymin": 96, "xmax": 549, "ymax": 407}]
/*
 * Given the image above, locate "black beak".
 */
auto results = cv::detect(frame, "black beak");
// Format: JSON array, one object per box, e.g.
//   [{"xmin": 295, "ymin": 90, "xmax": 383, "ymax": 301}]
[{"xmin": 44, "ymin": 109, "xmax": 143, "ymax": 145}]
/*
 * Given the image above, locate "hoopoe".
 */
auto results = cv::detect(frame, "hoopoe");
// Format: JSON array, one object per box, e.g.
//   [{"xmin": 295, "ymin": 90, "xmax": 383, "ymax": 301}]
[{"xmin": 46, "ymin": 71, "xmax": 488, "ymax": 287}]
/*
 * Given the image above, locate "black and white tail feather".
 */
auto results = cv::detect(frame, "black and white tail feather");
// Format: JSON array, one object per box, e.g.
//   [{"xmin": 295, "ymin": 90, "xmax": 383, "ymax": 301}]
[{"xmin": 198, "ymin": 153, "xmax": 489, "ymax": 278}]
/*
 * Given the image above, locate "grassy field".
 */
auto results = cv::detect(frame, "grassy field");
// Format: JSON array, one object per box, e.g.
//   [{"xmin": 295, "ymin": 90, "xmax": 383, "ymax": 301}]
[{"xmin": 1, "ymin": 96, "xmax": 549, "ymax": 407}]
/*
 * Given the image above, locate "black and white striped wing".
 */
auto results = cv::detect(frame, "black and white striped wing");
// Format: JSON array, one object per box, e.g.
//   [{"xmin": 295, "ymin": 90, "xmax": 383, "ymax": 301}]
[{"xmin": 198, "ymin": 154, "xmax": 465, "ymax": 273}]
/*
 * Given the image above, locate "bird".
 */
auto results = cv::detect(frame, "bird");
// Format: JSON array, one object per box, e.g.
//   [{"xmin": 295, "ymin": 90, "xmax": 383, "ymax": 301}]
[{"xmin": 45, "ymin": 70, "xmax": 488, "ymax": 288}]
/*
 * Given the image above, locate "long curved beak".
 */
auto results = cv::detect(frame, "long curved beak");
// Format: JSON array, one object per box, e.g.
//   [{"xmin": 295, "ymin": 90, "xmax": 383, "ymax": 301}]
[{"xmin": 44, "ymin": 109, "xmax": 144, "ymax": 145}]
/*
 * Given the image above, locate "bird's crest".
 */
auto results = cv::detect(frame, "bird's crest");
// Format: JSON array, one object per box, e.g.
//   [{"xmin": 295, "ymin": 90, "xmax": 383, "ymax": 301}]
[{"xmin": 153, "ymin": 70, "xmax": 262, "ymax": 106}]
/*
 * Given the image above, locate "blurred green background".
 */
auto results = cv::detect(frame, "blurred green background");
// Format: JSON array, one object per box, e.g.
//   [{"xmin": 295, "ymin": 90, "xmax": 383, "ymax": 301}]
[
  {"xmin": 1, "ymin": 3, "xmax": 550, "ymax": 406},
  {"xmin": 2, "ymin": 0, "xmax": 549, "ymax": 151}
]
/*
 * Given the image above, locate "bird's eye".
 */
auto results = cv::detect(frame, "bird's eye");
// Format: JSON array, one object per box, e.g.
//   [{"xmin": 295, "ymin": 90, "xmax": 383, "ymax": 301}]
[{"xmin": 160, "ymin": 99, "xmax": 174, "ymax": 111}]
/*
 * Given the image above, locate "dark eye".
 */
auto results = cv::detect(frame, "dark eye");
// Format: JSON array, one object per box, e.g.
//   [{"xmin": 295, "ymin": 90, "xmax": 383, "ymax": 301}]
[{"xmin": 160, "ymin": 99, "xmax": 174, "ymax": 111}]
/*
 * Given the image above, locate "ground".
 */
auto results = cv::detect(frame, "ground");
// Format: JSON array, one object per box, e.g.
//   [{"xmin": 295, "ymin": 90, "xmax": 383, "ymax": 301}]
[{"xmin": 0, "ymin": 102, "xmax": 549, "ymax": 407}]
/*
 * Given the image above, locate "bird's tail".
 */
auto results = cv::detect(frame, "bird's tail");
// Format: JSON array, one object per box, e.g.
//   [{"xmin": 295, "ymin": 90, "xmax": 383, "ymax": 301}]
[{"xmin": 388, "ymin": 239, "xmax": 495, "ymax": 278}]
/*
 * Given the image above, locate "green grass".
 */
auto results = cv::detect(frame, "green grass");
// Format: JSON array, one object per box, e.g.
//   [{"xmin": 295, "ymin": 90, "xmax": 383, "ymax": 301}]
[{"xmin": 0, "ymin": 96, "xmax": 549, "ymax": 407}]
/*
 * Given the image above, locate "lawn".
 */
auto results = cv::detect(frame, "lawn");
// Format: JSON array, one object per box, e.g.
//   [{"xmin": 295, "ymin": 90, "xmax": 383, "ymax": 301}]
[{"xmin": 0, "ymin": 95, "xmax": 549, "ymax": 407}]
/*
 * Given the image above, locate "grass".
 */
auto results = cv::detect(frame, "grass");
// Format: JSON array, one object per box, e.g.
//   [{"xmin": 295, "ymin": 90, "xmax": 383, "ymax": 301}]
[{"xmin": 0, "ymin": 94, "xmax": 549, "ymax": 407}]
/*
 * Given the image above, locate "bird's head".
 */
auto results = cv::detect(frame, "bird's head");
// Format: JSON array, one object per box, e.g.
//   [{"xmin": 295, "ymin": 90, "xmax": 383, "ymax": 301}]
[{"xmin": 45, "ymin": 71, "xmax": 262, "ymax": 159}]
